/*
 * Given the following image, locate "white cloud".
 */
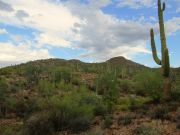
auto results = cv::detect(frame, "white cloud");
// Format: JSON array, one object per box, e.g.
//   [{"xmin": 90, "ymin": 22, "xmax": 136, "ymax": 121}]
[
  {"xmin": 0, "ymin": 28, "xmax": 7, "ymax": 34},
  {"xmin": 165, "ymin": 17, "xmax": 180, "ymax": 35},
  {"xmin": 35, "ymin": 33, "xmax": 71, "ymax": 48},
  {"xmin": 0, "ymin": 0, "xmax": 179, "ymax": 66},
  {"xmin": 116, "ymin": 0, "xmax": 155, "ymax": 9},
  {"xmin": 0, "ymin": 0, "xmax": 81, "ymax": 48},
  {"xmin": 0, "ymin": 41, "xmax": 52, "ymax": 67}
]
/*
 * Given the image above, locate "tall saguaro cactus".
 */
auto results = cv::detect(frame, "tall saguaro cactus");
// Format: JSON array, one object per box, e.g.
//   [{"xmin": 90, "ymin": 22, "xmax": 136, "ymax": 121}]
[{"xmin": 150, "ymin": 0, "xmax": 170, "ymax": 78}]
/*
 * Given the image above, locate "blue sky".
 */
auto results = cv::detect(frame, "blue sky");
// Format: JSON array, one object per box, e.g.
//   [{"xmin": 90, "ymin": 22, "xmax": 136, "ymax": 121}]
[{"xmin": 0, "ymin": 0, "xmax": 179, "ymax": 67}]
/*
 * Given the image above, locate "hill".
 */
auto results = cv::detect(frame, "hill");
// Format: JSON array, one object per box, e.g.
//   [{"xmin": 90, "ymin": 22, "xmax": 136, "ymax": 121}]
[{"xmin": 0, "ymin": 57, "xmax": 179, "ymax": 135}]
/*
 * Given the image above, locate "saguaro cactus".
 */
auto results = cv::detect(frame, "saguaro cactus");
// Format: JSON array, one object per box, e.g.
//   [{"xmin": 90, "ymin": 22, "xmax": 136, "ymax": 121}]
[{"xmin": 150, "ymin": 0, "xmax": 170, "ymax": 78}]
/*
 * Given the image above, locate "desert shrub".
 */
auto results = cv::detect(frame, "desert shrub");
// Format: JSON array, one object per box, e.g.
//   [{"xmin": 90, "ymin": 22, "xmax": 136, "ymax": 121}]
[
  {"xmin": 52, "ymin": 68, "xmax": 72, "ymax": 84},
  {"xmin": 23, "ymin": 112, "xmax": 54, "ymax": 135},
  {"xmin": 37, "ymin": 80, "xmax": 54, "ymax": 97},
  {"xmin": 15, "ymin": 97, "xmax": 37, "ymax": 117},
  {"xmin": 85, "ymin": 128, "xmax": 104, "ymax": 135},
  {"xmin": 150, "ymin": 105, "xmax": 170, "ymax": 120},
  {"xmin": 133, "ymin": 124, "xmax": 160, "ymax": 135},
  {"xmin": 170, "ymin": 85, "xmax": 180, "ymax": 102},
  {"xmin": 118, "ymin": 114, "xmax": 134, "ymax": 126},
  {"xmin": 103, "ymin": 116, "xmax": 113, "ymax": 128},
  {"xmin": 93, "ymin": 103, "xmax": 107, "ymax": 116},
  {"xmin": 51, "ymin": 103, "xmax": 93, "ymax": 133},
  {"xmin": 117, "ymin": 96, "xmax": 150, "ymax": 111},
  {"xmin": 133, "ymin": 70, "xmax": 163, "ymax": 102},
  {"xmin": 175, "ymin": 108, "xmax": 180, "ymax": 129},
  {"xmin": 25, "ymin": 65, "xmax": 42, "ymax": 84},
  {"xmin": 96, "ymin": 72, "xmax": 118, "ymax": 112},
  {"xmin": 0, "ymin": 78, "xmax": 8, "ymax": 101},
  {"xmin": 27, "ymin": 89, "xmax": 98, "ymax": 134},
  {"xmin": 96, "ymin": 72, "xmax": 118, "ymax": 96},
  {"xmin": 119, "ymin": 79, "xmax": 133, "ymax": 92},
  {"xmin": 69, "ymin": 117, "xmax": 91, "ymax": 132}
]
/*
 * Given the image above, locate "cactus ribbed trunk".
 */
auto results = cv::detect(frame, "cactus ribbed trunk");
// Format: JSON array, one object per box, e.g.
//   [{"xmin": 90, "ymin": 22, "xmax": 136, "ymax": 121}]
[{"xmin": 150, "ymin": 0, "xmax": 171, "ymax": 98}]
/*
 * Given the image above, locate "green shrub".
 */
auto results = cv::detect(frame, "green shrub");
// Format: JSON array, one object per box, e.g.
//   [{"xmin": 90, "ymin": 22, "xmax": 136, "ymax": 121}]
[
  {"xmin": 15, "ymin": 97, "xmax": 37, "ymax": 117},
  {"xmin": 103, "ymin": 116, "xmax": 113, "ymax": 128},
  {"xmin": 151, "ymin": 105, "xmax": 170, "ymax": 120},
  {"xmin": 133, "ymin": 70, "xmax": 163, "ymax": 102},
  {"xmin": 27, "ymin": 89, "xmax": 97, "ymax": 133},
  {"xmin": 118, "ymin": 114, "xmax": 134, "ymax": 126},
  {"xmin": 69, "ymin": 117, "xmax": 91, "ymax": 133},
  {"xmin": 24, "ymin": 112, "xmax": 54, "ymax": 135},
  {"xmin": 96, "ymin": 72, "xmax": 118, "ymax": 112},
  {"xmin": 52, "ymin": 68, "xmax": 72, "ymax": 84},
  {"xmin": 119, "ymin": 79, "xmax": 133, "ymax": 92},
  {"xmin": 0, "ymin": 78, "xmax": 8, "ymax": 101},
  {"xmin": 93, "ymin": 104, "xmax": 107, "ymax": 116},
  {"xmin": 85, "ymin": 128, "xmax": 104, "ymax": 135},
  {"xmin": 170, "ymin": 85, "xmax": 180, "ymax": 102},
  {"xmin": 176, "ymin": 108, "xmax": 180, "ymax": 129},
  {"xmin": 37, "ymin": 80, "xmax": 54, "ymax": 97},
  {"xmin": 133, "ymin": 124, "xmax": 160, "ymax": 135}
]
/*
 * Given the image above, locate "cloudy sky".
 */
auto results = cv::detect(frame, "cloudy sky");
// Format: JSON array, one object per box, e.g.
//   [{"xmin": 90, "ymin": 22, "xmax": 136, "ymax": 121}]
[{"xmin": 0, "ymin": 0, "xmax": 179, "ymax": 68}]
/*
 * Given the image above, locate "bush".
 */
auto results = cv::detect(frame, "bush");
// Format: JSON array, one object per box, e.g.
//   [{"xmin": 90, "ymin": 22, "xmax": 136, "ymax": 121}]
[
  {"xmin": 24, "ymin": 112, "xmax": 54, "ymax": 135},
  {"xmin": 133, "ymin": 70, "xmax": 163, "ymax": 102},
  {"xmin": 52, "ymin": 68, "xmax": 72, "ymax": 84},
  {"xmin": 15, "ymin": 97, "xmax": 37, "ymax": 117},
  {"xmin": 0, "ymin": 78, "xmax": 8, "ymax": 101},
  {"xmin": 69, "ymin": 117, "xmax": 91, "ymax": 133},
  {"xmin": 85, "ymin": 128, "xmax": 104, "ymax": 135},
  {"xmin": 133, "ymin": 124, "xmax": 161, "ymax": 135},
  {"xmin": 25, "ymin": 89, "xmax": 97, "ymax": 134},
  {"xmin": 176, "ymin": 108, "xmax": 180, "ymax": 129},
  {"xmin": 37, "ymin": 80, "xmax": 54, "ymax": 97},
  {"xmin": 103, "ymin": 116, "xmax": 113, "ymax": 128},
  {"xmin": 170, "ymin": 86, "xmax": 180, "ymax": 102},
  {"xmin": 118, "ymin": 114, "xmax": 134, "ymax": 126},
  {"xmin": 119, "ymin": 79, "xmax": 133, "ymax": 92},
  {"xmin": 93, "ymin": 104, "xmax": 107, "ymax": 116},
  {"xmin": 151, "ymin": 105, "xmax": 170, "ymax": 120}
]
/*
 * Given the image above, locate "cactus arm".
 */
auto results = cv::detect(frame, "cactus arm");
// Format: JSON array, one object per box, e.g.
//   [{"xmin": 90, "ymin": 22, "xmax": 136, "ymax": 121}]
[
  {"xmin": 150, "ymin": 29, "xmax": 161, "ymax": 65},
  {"xmin": 158, "ymin": 0, "xmax": 167, "ymax": 57},
  {"xmin": 163, "ymin": 48, "xmax": 170, "ymax": 77}
]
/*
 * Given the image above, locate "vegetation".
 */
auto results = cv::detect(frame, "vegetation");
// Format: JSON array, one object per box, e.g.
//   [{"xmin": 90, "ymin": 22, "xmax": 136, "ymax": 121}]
[{"xmin": 0, "ymin": 57, "xmax": 179, "ymax": 135}]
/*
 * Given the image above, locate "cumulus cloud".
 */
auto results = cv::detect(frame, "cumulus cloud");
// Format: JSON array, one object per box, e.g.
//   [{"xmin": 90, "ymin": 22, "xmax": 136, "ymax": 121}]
[
  {"xmin": 70, "ymin": 9, "xmax": 153, "ymax": 61},
  {"xmin": 15, "ymin": 10, "xmax": 29, "ymax": 21},
  {"xmin": 0, "ymin": 42, "xmax": 52, "ymax": 67},
  {"xmin": 0, "ymin": 0, "xmax": 180, "ymax": 66},
  {"xmin": 116, "ymin": 0, "xmax": 155, "ymax": 9},
  {"xmin": 165, "ymin": 17, "xmax": 180, "ymax": 35},
  {"xmin": 0, "ymin": 0, "xmax": 81, "ymax": 47},
  {"xmin": 0, "ymin": 0, "xmax": 14, "ymax": 12}
]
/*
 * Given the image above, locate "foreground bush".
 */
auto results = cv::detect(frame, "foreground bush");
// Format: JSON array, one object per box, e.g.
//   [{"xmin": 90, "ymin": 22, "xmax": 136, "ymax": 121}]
[
  {"xmin": 118, "ymin": 114, "xmax": 134, "ymax": 126},
  {"xmin": 23, "ymin": 112, "xmax": 54, "ymax": 135},
  {"xmin": 133, "ymin": 70, "xmax": 163, "ymax": 102},
  {"xmin": 133, "ymin": 124, "xmax": 161, "ymax": 135},
  {"xmin": 23, "ymin": 89, "xmax": 105, "ymax": 134},
  {"xmin": 150, "ymin": 105, "xmax": 170, "ymax": 120}
]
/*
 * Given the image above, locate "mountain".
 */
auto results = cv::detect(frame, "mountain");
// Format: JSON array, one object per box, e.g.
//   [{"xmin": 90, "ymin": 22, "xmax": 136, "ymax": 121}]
[{"xmin": 4, "ymin": 56, "xmax": 147, "ymax": 71}]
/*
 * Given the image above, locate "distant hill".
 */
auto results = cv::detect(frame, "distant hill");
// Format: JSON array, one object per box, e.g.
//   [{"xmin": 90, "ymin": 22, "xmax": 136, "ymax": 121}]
[{"xmin": 4, "ymin": 56, "xmax": 147, "ymax": 71}]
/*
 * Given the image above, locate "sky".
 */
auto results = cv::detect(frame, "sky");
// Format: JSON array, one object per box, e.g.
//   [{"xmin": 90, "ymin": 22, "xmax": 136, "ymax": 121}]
[{"xmin": 0, "ymin": 0, "xmax": 179, "ymax": 68}]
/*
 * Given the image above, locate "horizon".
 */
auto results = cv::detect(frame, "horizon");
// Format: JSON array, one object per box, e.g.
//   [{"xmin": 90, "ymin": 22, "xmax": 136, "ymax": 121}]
[
  {"xmin": 0, "ymin": 0, "xmax": 180, "ymax": 68},
  {"xmin": 0, "ymin": 56, "xmax": 179, "ymax": 69}
]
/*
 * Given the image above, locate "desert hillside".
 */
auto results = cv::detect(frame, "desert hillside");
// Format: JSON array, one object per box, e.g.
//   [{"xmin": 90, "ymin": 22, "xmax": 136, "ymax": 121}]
[{"xmin": 0, "ymin": 57, "xmax": 180, "ymax": 135}]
